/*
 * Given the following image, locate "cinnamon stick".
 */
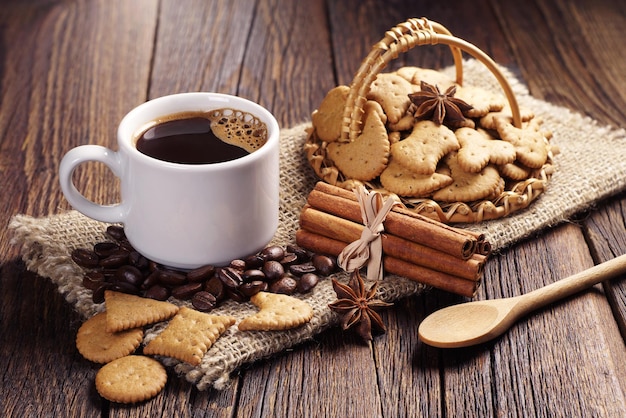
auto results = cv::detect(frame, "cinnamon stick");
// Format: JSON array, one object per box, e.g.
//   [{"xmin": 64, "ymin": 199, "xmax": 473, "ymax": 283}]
[
  {"xmin": 295, "ymin": 229, "xmax": 478, "ymax": 297},
  {"xmin": 309, "ymin": 182, "xmax": 477, "ymax": 259},
  {"xmin": 299, "ymin": 206, "xmax": 484, "ymax": 281}
]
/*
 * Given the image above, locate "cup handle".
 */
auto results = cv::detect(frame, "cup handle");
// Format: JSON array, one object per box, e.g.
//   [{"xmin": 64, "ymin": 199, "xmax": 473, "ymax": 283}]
[{"xmin": 59, "ymin": 145, "xmax": 126, "ymax": 223}]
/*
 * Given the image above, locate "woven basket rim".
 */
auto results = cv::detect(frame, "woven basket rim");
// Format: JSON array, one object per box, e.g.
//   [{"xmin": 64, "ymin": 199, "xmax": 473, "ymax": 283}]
[{"xmin": 306, "ymin": 18, "xmax": 555, "ymax": 224}]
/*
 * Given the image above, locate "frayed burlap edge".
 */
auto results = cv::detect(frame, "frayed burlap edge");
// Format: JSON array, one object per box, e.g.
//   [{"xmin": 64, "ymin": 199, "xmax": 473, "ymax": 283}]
[{"xmin": 8, "ymin": 59, "xmax": 626, "ymax": 390}]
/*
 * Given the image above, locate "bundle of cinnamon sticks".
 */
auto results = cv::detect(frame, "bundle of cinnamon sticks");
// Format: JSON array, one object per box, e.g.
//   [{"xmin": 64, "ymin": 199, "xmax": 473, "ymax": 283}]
[{"xmin": 296, "ymin": 182, "xmax": 491, "ymax": 297}]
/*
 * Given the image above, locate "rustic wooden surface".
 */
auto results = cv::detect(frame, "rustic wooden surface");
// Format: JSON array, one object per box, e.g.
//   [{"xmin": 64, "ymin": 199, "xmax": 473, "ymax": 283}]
[{"xmin": 1, "ymin": 0, "xmax": 625, "ymax": 416}]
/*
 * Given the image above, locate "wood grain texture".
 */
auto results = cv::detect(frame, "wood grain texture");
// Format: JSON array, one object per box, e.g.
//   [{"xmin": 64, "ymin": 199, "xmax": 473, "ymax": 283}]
[{"xmin": 1, "ymin": 0, "xmax": 625, "ymax": 417}]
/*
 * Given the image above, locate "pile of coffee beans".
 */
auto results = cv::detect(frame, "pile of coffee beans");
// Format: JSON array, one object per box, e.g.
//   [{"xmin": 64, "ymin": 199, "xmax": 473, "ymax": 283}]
[{"xmin": 71, "ymin": 226, "xmax": 337, "ymax": 312}]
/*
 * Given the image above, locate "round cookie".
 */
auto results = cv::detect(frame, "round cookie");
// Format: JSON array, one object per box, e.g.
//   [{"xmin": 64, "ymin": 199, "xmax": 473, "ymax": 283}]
[
  {"xmin": 95, "ymin": 355, "xmax": 167, "ymax": 404},
  {"xmin": 76, "ymin": 312, "xmax": 143, "ymax": 364}
]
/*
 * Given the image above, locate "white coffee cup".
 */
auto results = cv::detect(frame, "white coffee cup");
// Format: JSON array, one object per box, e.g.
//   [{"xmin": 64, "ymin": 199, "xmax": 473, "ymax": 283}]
[{"xmin": 59, "ymin": 93, "xmax": 280, "ymax": 269}]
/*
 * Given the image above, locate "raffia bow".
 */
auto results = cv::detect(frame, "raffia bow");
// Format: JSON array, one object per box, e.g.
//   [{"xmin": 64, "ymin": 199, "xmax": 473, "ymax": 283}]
[{"xmin": 337, "ymin": 186, "xmax": 399, "ymax": 281}]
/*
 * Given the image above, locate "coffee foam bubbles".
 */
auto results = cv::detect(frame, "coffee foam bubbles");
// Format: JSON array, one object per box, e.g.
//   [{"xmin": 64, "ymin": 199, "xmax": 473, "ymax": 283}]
[{"xmin": 207, "ymin": 109, "xmax": 268, "ymax": 153}]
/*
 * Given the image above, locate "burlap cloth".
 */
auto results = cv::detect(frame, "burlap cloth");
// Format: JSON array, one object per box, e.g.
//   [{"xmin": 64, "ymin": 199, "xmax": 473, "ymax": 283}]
[{"xmin": 8, "ymin": 60, "xmax": 626, "ymax": 390}]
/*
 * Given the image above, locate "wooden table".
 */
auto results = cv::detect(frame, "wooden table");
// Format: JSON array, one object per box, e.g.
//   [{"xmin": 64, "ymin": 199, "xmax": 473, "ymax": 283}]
[{"xmin": 2, "ymin": 0, "xmax": 626, "ymax": 416}]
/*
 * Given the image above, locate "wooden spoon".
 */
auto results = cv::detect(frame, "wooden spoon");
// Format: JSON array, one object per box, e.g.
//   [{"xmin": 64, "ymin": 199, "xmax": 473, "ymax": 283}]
[{"xmin": 418, "ymin": 253, "xmax": 626, "ymax": 348}]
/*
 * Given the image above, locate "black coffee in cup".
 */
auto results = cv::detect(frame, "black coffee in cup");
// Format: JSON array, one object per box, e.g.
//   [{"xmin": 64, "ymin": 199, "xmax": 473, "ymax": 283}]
[{"xmin": 135, "ymin": 109, "xmax": 267, "ymax": 164}]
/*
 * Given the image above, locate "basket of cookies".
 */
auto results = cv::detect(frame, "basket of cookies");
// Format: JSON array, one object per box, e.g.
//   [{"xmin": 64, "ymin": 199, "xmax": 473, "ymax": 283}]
[{"xmin": 305, "ymin": 18, "xmax": 556, "ymax": 223}]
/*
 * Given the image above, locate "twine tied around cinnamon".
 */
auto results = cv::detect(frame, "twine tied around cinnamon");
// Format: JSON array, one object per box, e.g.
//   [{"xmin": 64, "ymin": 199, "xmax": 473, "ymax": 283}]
[{"xmin": 337, "ymin": 187, "xmax": 399, "ymax": 281}]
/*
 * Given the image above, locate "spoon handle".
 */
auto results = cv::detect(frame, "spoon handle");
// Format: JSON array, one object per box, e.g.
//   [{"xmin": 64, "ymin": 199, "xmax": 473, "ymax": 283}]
[{"xmin": 520, "ymin": 253, "xmax": 626, "ymax": 312}]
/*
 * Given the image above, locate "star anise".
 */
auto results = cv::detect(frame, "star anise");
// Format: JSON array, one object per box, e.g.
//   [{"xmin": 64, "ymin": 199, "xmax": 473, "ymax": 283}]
[
  {"xmin": 408, "ymin": 81, "xmax": 473, "ymax": 125},
  {"xmin": 328, "ymin": 270, "xmax": 392, "ymax": 341}
]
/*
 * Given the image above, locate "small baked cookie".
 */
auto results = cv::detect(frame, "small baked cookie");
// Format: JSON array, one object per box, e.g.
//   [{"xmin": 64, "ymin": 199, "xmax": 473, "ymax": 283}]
[
  {"xmin": 495, "ymin": 118, "xmax": 548, "ymax": 169},
  {"xmin": 238, "ymin": 292, "xmax": 314, "ymax": 331},
  {"xmin": 327, "ymin": 101, "xmax": 390, "ymax": 181},
  {"xmin": 144, "ymin": 307, "xmax": 235, "ymax": 366},
  {"xmin": 95, "ymin": 355, "xmax": 167, "ymax": 404},
  {"xmin": 405, "ymin": 67, "xmax": 456, "ymax": 91},
  {"xmin": 390, "ymin": 120, "xmax": 459, "ymax": 175},
  {"xmin": 104, "ymin": 291, "xmax": 179, "ymax": 333},
  {"xmin": 311, "ymin": 85, "xmax": 351, "ymax": 142},
  {"xmin": 432, "ymin": 152, "xmax": 502, "ymax": 202},
  {"xmin": 454, "ymin": 85, "xmax": 505, "ymax": 118},
  {"xmin": 456, "ymin": 127, "xmax": 516, "ymax": 173},
  {"xmin": 380, "ymin": 156, "xmax": 453, "ymax": 197},
  {"xmin": 366, "ymin": 73, "xmax": 416, "ymax": 124},
  {"xmin": 498, "ymin": 162, "xmax": 532, "ymax": 180},
  {"xmin": 480, "ymin": 104, "xmax": 535, "ymax": 130},
  {"xmin": 76, "ymin": 312, "xmax": 143, "ymax": 364}
]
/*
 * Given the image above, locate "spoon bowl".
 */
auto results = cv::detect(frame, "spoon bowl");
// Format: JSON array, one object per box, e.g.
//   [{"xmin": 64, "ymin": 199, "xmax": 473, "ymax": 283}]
[{"xmin": 418, "ymin": 253, "xmax": 626, "ymax": 348}]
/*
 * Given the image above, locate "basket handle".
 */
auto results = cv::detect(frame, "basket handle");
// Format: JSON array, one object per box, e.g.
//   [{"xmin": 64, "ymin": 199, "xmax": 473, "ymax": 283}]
[{"xmin": 340, "ymin": 18, "xmax": 521, "ymax": 142}]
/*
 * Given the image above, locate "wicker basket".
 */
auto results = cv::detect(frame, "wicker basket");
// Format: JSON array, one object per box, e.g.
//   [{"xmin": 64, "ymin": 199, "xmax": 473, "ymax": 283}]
[{"xmin": 305, "ymin": 18, "xmax": 555, "ymax": 223}]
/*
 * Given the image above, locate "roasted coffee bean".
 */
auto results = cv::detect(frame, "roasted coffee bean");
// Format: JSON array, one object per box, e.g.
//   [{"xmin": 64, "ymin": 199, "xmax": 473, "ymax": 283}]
[
  {"xmin": 99, "ymin": 250, "xmax": 130, "ymax": 268},
  {"xmin": 93, "ymin": 242, "xmax": 120, "ymax": 258},
  {"xmin": 144, "ymin": 284, "xmax": 170, "ymax": 301},
  {"xmin": 101, "ymin": 268, "xmax": 117, "ymax": 282},
  {"xmin": 286, "ymin": 244, "xmax": 310, "ymax": 262},
  {"xmin": 83, "ymin": 271, "xmax": 105, "ymax": 291},
  {"xmin": 217, "ymin": 267, "xmax": 243, "ymax": 289},
  {"xmin": 111, "ymin": 281, "xmax": 140, "ymax": 295},
  {"xmin": 106, "ymin": 225, "xmax": 126, "ymax": 241},
  {"xmin": 269, "ymin": 276, "xmax": 298, "ymax": 295},
  {"xmin": 204, "ymin": 276, "xmax": 225, "ymax": 301},
  {"xmin": 297, "ymin": 273, "xmax": 319, "ymax": 293},
  {"xmin": 114, "ymin": 265, "xmax": 144, "ymax": 288},
  {"xmin": 186, "ymin": 264, "xmax": 215, "ymax": 282},
  {"xmin": 312, "ymin": 255, "xmax": 336, "ymax": 276},
  {"xmin": 226, "ymin": 288, "xmax": 247, "ymax": 303},
  {"xmin": 261, "ymin": 245, "xmax": 284, "ymax": 261},
  {"xmin": 92, "ymin": 283, "xmax": 111, "ymax": 304},
  {"xmin": 128, "ymin": 251, "xmax": 149, "ymax": 270},
  {"xmin": 71, "ymin": 248, "xmax": 100, "ymax": 269},
  {"xmin": 229, "ymin": 259, "xmax": 247, "ymax": 272},
  {"xmin": 262, "ymin": 260, "xmax": 284, "ymax": 281},
  {"xmin": 239, "ymin": 280, "xmax": 267, "ymax": 297},
  {"xmin": 278, "ymin": 253, "xmax": 298, "ymax": 266},
  {"xmin": 244, "ymin": 254, "xmax": 265, "ymax": 269},
  {"xmin": 157, "ymin": 269, "xmax": 187, "ymax": 286},
  {"xmin": 119, "ymin": 239, "xmax": 135, "ymax": 252},
  {"xmin": 141, "ymin": 270, "xmax": 160, "ymax": 290},
  {"xmin": 78, "ymin": 228, "xmax": 341, "ymax": 306},
  {"xmin": 171, "ymin": 282, "xmax": 203, "ymax": 300},
  {"xmin": 148, "ymin": 260, "xmax": 160, "ymax": 272},
  {"xmin": 191, "ymin": 291, "xmax": 217, "ymax": 312},
  {"xmin": 289, "ymin": 263, "xmax": 316, "ymax": 276},
  {"xmin": 242, "ymin": 269, "xmax": 265, "ymax": 282}
]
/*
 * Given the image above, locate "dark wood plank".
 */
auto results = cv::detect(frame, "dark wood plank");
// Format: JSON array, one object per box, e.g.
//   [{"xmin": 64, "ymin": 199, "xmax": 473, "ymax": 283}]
[
  {"xmin": 444, "ymin": 225, "xmax": 626, "ymax": 416},
  {"xmin": 490, "ymin": 0, "xmax": 626, "ymax": 127},
  {"xmin": 1, "ymin": 0, "xmax": 625, "ymax": 416},
  {"xmin": 0, "ymin": 1, "xmax": 157, "ymax": 417},
  {"xmin": 582, "ymin": 195, "xmax": 626, "ymax": 359}
]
